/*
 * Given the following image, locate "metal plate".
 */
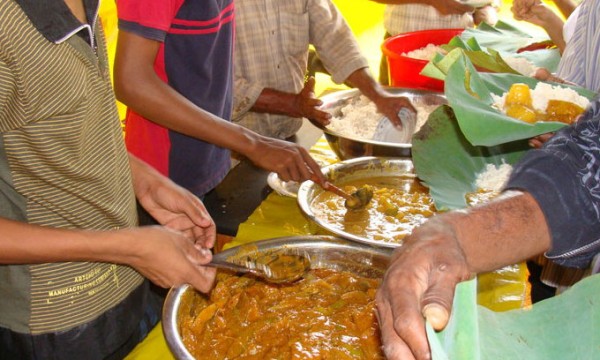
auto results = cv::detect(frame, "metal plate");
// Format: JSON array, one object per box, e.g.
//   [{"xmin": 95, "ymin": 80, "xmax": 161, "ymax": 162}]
[
  {"xmin": 162, "ymin": 235, "xmax": 391, "ymax": 360},
  {"xmin": 297, "ymin": 157, "xmax": 417, "ymax": 248},
  {"xmin": 267, "ymin": 172, "xmax": 299, "ymax": 197},
  {"xmin": 319, "ymin": 88, "xmax": 446, "ymax": 159}
]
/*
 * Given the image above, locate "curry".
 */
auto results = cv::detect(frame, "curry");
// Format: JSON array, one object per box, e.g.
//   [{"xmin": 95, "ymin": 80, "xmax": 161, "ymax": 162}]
[
  {"xmin": 310, "ymin": 176, "xmax": 436, "ymax": 244},
  {"xmin": 178, "ymin": 269, "xmax": 383, "ymax": 359}
]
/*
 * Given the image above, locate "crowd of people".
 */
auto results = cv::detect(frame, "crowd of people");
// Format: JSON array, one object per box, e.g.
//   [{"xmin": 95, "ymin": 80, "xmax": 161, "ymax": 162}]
[{"xmin": 0, "ymin": 0, "xmax": 598, "ymax": 358}]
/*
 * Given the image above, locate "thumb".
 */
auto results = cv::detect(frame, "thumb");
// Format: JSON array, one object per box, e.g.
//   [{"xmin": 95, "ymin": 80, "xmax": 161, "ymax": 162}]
[
  {"xmin": 420, "ymin": 269, "xmax": 468, "ymax": 331},
  {"xmin": 304, "ymin": 76, "xmax": 316, "ymax": 94},
  {"xmin": 422, "ymin": 303, "xmax": 450, "ymax": 331}
]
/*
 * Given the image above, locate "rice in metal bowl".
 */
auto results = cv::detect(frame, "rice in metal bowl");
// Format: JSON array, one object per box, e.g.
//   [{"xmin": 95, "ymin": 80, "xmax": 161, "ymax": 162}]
[{"xmin": 319, "ymin": 88, "xmax": 447, "ymax": 159}]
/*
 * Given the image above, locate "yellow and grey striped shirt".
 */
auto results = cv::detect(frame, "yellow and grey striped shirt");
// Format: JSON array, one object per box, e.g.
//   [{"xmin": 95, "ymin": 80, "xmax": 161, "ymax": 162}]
[{"xmin": 0, "ymin": 0, "xmax": 143, "ymax": 334}]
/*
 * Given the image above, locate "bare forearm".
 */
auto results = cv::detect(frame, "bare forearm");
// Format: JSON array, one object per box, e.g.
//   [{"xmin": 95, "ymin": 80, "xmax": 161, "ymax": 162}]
[
  {"xmin": 553, "ymin": 0, "xmax": 577, "ymax": 18},
  {"xmin": 435, "ymin": 190, "xmax": 552, "ymax": 272},
  {"xmin": 114, "ymin": 32, "xmax": 260, "ymax": 156},
  {"xmin": 116, "ymin": 73, "xmax": 260, "ymax": 155},
  {"xmin": 251, "ymin": 88, "xmax": 303, "ymax": 117},
  {"xmin": 0, "ymin": 218, "xmax": 131, "ymax": 264},
  {"xmin": 541, "ymin": 15, "xmax": 567, "ymax": 52},
  {"xmin": 344, "ymin": 68, "xmax": 386, "ymax": 101}
]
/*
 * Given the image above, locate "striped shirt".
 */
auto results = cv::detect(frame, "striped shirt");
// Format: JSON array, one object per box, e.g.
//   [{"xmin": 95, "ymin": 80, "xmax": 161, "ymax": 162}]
[
  {"xmin": 0, "ymin": 0, "xmax": 142, "ymax": 334},
  {"xmin": 233, "ymin": 0, "xmax": 368, "ymax": 139},
  {"xmin": 556, "ymin": 0, "xmax": 600, "ymax": 93},
  {"xmin": 383, "ymin": 3, "xmax": 474, "ymax": 36}
]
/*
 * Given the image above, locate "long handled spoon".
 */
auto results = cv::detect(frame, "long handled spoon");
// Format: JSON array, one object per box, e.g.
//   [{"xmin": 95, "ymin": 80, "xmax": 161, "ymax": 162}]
[{"xmin": 207, "ymin": 252, "xmax": 311, "ymax": 284}]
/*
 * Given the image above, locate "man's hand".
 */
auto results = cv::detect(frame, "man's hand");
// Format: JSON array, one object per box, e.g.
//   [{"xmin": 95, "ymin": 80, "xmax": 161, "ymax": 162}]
[
  {"xmin": 529, "ymin": 132, "xmax": 555, "ymax": 148},
  {"xmin": 246, "ymin": 135, "xmax": 328, "ymax": 185},
  {"xmin": 294, "ymin": 76, "xmax": 332, "ymax": 127},
  {"xmin": 474, "ymin": 5, "xmax": 499, "ymax": 26},
  {"xmin": 533, "ymin": 68, "xmax": 576, "ymax": 86},
  {"xmin": 376, "ymin": 218, "xmax": 471, "ymax": 360},
  {"xmin": 124, "ymin": 226, "xmax": 216, "ymax": 293},
  {"xmin": 129, "ymin": 154, "xmax": 216, "ymax": 249},
  {"xmin": 371, "ymin": 92, "xmax": 417, "ymax": 129}
]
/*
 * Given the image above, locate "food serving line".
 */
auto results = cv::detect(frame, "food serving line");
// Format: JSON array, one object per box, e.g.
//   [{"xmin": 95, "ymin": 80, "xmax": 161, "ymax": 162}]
[{"xmin": 119, "ymin": 20, "xmax": 600, "ymax": 359}]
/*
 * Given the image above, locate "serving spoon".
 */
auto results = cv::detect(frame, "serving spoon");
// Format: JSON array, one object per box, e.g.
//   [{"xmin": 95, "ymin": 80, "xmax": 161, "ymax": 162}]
[
  {"xmin": 324, "ymin": 182, "xmax": 374, "ymax": 210},
  {"xmin": 207, "ymin": 252, "xmax": 311, "ymax": 284}
]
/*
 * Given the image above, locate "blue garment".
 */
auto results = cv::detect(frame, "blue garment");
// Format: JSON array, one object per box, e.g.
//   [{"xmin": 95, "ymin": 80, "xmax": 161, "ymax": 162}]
[
  {"xmin": 119, "ymin": 0, "xmax": 233, "ymax": 197},
  {"xmin": 507, "ymin": 98, "xmax": 600, "ymax": 268}
]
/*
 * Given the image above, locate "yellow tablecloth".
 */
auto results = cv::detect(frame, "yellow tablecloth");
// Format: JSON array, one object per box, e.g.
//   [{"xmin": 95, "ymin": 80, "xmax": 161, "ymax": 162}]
[{"xmin": 126, "ymin": 136, "xmax": 529, "ymax": 359}]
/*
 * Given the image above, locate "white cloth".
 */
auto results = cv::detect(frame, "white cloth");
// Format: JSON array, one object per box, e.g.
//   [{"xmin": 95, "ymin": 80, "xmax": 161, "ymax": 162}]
[{"xmin": 562, "ymin": 4, "xmax": 580, "ymax": 44}]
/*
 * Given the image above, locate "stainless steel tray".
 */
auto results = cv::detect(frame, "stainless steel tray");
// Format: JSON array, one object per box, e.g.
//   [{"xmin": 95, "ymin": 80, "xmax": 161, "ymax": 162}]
[
  {"xmin": 319, "ymin": 87, "xmax": 447, "ymax": 159},
  {"xmin": 297, "ymin": 157, "xmax": 416, "ymax": 248},
  {"xmin": 162, "ymin": 235, "xmax": 392, "ymax": 360}
]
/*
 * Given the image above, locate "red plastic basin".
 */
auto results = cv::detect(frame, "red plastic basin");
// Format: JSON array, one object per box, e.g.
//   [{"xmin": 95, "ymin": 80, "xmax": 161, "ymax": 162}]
[{"xmin": 382, "ymin": 28, "xmax": 464, "ymax": 92}]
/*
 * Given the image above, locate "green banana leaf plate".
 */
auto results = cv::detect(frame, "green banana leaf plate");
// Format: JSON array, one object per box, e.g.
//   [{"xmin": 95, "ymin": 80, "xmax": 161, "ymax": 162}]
[
  {"xmin": 411, "ymin": 105, "xmax": 529, "ymax": 211},
  {"xmin": 461, "ymin": 20, "xmax": 551, "ymax": 53},
  {"xmin": 444, "ymin": 53, "xmax": 596, "ymax": 147}
]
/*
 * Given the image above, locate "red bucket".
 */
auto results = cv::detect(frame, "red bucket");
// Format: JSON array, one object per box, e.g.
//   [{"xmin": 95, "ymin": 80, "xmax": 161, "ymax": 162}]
[{"xmin": 382, "ymin": 28, "xmax": 464, "ymax": 92}]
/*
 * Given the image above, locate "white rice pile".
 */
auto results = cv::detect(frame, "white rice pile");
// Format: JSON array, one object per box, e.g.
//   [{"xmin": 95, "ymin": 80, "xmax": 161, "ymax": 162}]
[
  {"xmin": 492, "ymin": 82, "xmax": 590, "ymax": 113},
  {"xmin": 327, "ymin": 95, "xmax": 439, "ymax": 141},
  {"xmin": 402, "ymin": 44, "xmax": 446, "ymax": 61},
  {"xmin": 475, "ymin": 162, "xmax": 513, "ymax": 191},
  {"xmin": 502, "ymin": 56, "xmax": 538, "ymax": 77}
]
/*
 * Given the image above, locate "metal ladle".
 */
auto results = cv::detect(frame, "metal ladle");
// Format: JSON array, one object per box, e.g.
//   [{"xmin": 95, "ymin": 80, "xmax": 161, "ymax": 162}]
[
  {"xmin": 207, "ymin": 252, "xmax": 311, "ymax": 284},
  {"xmin": 324, "ymin": 183, "xmax": 374, "ymax": 210}
]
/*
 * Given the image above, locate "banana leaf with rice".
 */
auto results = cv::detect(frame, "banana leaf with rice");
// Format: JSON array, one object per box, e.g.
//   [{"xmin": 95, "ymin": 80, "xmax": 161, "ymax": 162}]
[{"xmin": 443, "ymin": 53, "xmax": 596, "ymax": 146}]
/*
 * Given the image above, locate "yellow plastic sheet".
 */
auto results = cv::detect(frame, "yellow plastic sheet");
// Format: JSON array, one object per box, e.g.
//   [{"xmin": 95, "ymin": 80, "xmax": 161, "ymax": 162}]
[{"xmin": 125, "ymin": 324, "xmax": 174, "ymax": 360}]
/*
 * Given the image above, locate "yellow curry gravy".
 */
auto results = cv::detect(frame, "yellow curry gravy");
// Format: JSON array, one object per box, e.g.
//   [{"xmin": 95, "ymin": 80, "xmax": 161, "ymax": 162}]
[
  {"xmin": 178, "ymin": 269, "xmax": 383, "ymax": 359},
  {"xmin": 310, "ymin": 176, "xmax": 436, "ymax": 244}
]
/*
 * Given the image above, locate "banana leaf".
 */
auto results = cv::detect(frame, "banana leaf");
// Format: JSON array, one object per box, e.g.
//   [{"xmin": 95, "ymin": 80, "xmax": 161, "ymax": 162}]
[
  {"xmin": 461, "ymin": 20, "xmax": 551, "ymax": 53},
  {"xmin": 429, "ymin": 274, "xmax": 600, "ymax": 360},
  {"xmin": 411, "ymin": 105, "xmax": 529, "ymax": 211},
  {"xmin": 444, "ymin": 53, "xmax": 596, "ymax": 147},
  {"xmin": 422, "ymin": 37, "xmax": 560, "ymax": 81}
]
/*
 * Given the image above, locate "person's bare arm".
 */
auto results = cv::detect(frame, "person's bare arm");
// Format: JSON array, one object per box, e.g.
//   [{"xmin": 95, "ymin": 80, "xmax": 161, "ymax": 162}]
[
  {"xmin": 512, "ymin": 0, "xmax": 566, "ymax": 52},
  {"xmin": 129, "ymin": 153, "xmax": 216, "ymax": 249},
  {"xmin": 553, "ymin": 0, "xmax": 577, "ymax": 18},
  {"xmin": 376, "ymin": 190, "xmax": 551, "ymax": 360},
  {"xmin": 0, "ymin": 217, "xmax": 216, "ymax": 292},
  {"xmin": 113, "ymin": 30, "xmax": 326, "ymax": 185},
  {"xmin": 249, "ymin": 77, "xmax": 332, "ymax": 128}
]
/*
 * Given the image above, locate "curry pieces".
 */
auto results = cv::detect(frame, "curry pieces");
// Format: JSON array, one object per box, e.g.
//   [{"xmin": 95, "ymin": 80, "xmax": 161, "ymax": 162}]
[
  {"xmin": 310, "ymin": 176, "xmax": 436, "ymax": 244},
  {"xmin": 502, "ymin": 83, "xmax": 585, "ymax": 124},
  {"xmin": 178, "ymin": 269, "xmax": 383, "ymax": 360}
]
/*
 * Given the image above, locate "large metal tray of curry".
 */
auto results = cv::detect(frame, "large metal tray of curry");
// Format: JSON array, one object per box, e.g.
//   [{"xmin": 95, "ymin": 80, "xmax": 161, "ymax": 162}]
[
  {"xmin": 297, "ymin": 157, "xmax": 436, "ymax": 248},
  {"xmin": 163, "ymin": 235, "xmax": 391, "ymax": 360}
]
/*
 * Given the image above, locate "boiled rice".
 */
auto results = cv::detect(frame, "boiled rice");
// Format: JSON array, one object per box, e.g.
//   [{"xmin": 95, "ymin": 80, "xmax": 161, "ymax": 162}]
[
  {"xmin": 327, "ymin": 95, "xmax": 439, "ymax": 141},
  {"xmin": 402, "ymin": 44, "xmax": 446, "ymax": 61},
  {"xmin": 475, "ymin": 162, "xmax": 513, "ymax": 191}
]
